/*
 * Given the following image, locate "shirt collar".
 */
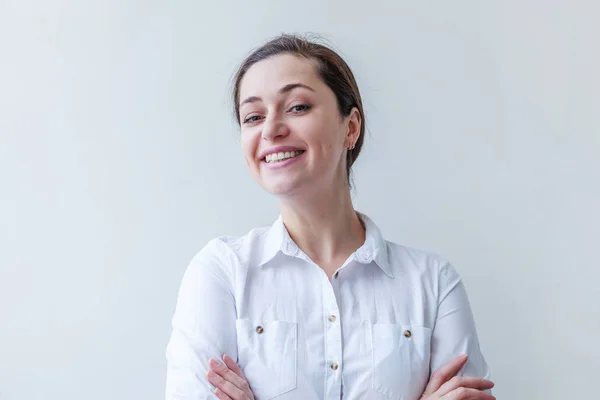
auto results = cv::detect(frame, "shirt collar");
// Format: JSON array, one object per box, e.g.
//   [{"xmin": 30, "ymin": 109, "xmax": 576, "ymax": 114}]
[{"xmin": 257, "ymin": 211, "xmax": 393, "ymax": 278}]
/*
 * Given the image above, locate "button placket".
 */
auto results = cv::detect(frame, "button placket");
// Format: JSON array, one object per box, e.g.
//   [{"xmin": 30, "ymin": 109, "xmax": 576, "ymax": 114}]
[{"xmin": 322, "ymin": 269, "xmax": 343, "ymax": 400}]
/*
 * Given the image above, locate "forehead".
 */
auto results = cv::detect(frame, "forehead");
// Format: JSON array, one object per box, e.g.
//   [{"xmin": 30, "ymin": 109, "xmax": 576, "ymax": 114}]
[{"xmin": 239, "ymin": 53, "xmax": 321, "ymax": 99}]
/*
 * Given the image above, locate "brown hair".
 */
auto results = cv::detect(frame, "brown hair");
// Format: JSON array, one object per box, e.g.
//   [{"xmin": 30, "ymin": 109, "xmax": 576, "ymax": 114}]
[{"xmin": 232, "ymin": 33, "xmax": 365, "ymax": 185}]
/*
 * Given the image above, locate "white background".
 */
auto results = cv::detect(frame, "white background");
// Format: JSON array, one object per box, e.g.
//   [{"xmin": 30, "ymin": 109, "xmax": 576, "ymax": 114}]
[{"xmin": 1, "ymin": 1, "xmax": 598, "ymax": 399}]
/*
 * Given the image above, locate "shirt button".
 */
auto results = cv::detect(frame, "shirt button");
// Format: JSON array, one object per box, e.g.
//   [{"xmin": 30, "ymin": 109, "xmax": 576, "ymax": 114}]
[
  {"xmin": 328, "ymin": 315, "xmax": 337, "ymax": 322},
  {"xmin": 404, "ymin": 329, "xmax": 412, "ymax": 338},
  {"xmin": 331, "ymin": 362, "xmax": 339, "ymax": 370},
  {"xmin": 256, "ymin": 326, "xmax": 264, "ymax": 334}
]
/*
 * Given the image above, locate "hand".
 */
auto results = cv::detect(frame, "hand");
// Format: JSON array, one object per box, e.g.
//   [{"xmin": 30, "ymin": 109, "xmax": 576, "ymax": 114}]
[
  {"xmin": 206, "ymin": 354, "xmax": 255, "ymax": 400},
  {"xmin": 420, "ymin": 354, "xmax": 495, "ymax": 399}
]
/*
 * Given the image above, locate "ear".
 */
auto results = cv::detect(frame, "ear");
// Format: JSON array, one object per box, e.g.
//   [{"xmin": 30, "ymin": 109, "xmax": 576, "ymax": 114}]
[{"xmin": 345, "ymin": 107, "xmax": 362, "ymax": 148}]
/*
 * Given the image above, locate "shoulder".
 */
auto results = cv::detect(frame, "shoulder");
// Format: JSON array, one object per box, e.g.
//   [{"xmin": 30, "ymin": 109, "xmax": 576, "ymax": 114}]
[
  {"xmin": 383, "ymin": 240, "xmax": 465, "ymax": 306},
  {"xmin": 188, "ymin": 225, "xmax": 271, "ymax": 270},
  {"xmin": 384, "ymin": 240, "xmax": 461, "ymax": 287},
  {"xmin": 179, "ymin": 225, "xmax": 271, "ymax": 293}
]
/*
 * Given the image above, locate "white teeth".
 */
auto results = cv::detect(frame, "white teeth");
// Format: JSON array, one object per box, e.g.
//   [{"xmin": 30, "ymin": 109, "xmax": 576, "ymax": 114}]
[{"xmin": 265, "ymin": 150, "xmax": 303, "ymax": 163}]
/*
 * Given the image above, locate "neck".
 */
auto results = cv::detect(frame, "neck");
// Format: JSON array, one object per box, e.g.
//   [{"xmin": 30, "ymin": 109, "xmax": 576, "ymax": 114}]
[{"xmin": 278, "ymin": 180, "xmax": 365, "ymax": 268}]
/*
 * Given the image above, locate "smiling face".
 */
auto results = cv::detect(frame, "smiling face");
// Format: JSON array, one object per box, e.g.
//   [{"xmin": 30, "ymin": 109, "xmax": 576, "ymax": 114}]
[{"xmin": 238, "ymin": 53, "xmax": 359, "ymax": 198}]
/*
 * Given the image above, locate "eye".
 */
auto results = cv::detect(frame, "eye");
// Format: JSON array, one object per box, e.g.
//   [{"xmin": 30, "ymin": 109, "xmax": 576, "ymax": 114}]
[
  {"xmin": 289, "ymin": 104, "xmax": 311, "ymax": 113},
  {"xmin": 243, "ymin": 115, "xmax": 263, "ymax": 124}
]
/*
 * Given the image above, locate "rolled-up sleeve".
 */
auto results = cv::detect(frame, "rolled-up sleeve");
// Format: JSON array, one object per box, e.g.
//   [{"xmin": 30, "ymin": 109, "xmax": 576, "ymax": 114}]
[
  {"xmin": 430, "ymin": 261, "xmax": 492, "ymax": 390},
  {"xmin": 165, "ymin": 239, "xmax": 238, "ymax": 400}
]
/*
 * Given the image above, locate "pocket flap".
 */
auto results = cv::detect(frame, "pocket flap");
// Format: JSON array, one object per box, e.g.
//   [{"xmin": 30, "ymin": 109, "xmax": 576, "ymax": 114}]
[{"xmin": 236, "ymin": 319, "xmax": 297, "ymax": 399}]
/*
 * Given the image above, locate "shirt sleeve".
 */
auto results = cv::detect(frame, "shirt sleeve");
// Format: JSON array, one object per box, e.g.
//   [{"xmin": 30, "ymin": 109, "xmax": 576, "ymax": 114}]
[
  {"xmin": 430, "ymin": 260, "xmax": 492, "ymax": 392},
  {"xmin": 165, "ymin": 239, "xmax": 238, "ymax": 400}
]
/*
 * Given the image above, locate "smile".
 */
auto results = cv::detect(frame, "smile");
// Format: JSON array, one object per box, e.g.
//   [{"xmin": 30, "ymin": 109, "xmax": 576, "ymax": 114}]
[{"xmin": 264, "ymin": 150, "xmax": 305, "ymax": 163}]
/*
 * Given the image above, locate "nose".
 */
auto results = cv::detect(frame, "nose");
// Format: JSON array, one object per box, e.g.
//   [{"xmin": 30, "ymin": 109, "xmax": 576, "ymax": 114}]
[{"xmin": 261, "ymin": 115, "xmax": 289, "ymax": 141}]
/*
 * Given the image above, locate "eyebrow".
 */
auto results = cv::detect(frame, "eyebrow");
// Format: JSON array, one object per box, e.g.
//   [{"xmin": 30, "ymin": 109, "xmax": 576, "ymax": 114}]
[{"xmin": 239, "ymin": 83, "xmax": 315, "ymax": 107}]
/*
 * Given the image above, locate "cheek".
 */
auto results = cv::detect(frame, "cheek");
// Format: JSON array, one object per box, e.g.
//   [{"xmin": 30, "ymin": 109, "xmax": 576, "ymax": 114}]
[
  {"xmin": 240, "ymin": 132, "xmax": 255, "ymax": 158},
  {"xmin": 240, "ymin": 131, "xmax": 262, "ymax": 174},
  {"xmin": 305, "ymin": 118, "xmax": 344, "ymax": 156},
  {"xmin": 296, "ymin": 114, "xmax": 335, "ymax": 145}
]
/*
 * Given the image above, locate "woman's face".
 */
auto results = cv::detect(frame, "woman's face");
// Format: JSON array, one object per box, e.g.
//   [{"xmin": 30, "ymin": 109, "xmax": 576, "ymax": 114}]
[{"xmin": 238, "ymin": 53, "xmax": 359, "ymax": 198}]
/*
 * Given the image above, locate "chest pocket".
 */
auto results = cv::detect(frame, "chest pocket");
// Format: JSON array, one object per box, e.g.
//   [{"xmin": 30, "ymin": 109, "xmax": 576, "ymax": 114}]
[
  {"xmin": 236, "ymin": 319, "xmax": 297, "ymax": 399},
  {"xmin": 371, "ymin": 324, "xmax": 432, "ymax": 400}
]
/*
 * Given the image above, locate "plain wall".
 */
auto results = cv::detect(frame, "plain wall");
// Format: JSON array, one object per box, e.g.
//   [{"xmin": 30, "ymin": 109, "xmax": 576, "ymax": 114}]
[{"xmin": 1, "ymin": 1, "xmax": 598, "ymax": 399}]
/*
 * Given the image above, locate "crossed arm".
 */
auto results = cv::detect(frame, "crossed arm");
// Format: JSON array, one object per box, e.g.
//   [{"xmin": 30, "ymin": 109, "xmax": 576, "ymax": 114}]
[{"xmin": 165, "ymin": 244, "xmax": 493, "ymax": 399}]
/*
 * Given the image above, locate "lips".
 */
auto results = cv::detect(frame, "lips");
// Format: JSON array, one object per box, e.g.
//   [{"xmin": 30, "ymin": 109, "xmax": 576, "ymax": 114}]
[
  {"xmin": 264, "ymin": 150, "xmax": 305, "ymax": 163},
  {"xmin": 260, "ymin": 149, "xmax": 306, "ymax": 170},
  {"xmin": 258, "ymin": 146, "xmax": 305, "ymax": 162}
]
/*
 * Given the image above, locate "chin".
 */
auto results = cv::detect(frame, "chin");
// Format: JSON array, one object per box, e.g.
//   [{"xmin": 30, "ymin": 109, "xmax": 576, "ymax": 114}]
[{"xmin": 262, "ymin": 177, "xmax": 308, "ymax": 197}]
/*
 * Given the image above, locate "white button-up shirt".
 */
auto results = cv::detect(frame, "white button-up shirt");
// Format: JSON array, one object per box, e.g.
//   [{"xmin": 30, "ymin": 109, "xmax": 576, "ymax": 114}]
[{"xmin": 165, "ymin": 213, "xmax": 491, "ymax": 400}]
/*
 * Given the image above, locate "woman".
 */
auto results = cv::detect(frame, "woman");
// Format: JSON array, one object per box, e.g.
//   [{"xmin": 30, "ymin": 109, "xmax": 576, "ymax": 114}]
[{"xmin": 166, "ymin": 34, "xmax": 494, "ymax": 400}]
